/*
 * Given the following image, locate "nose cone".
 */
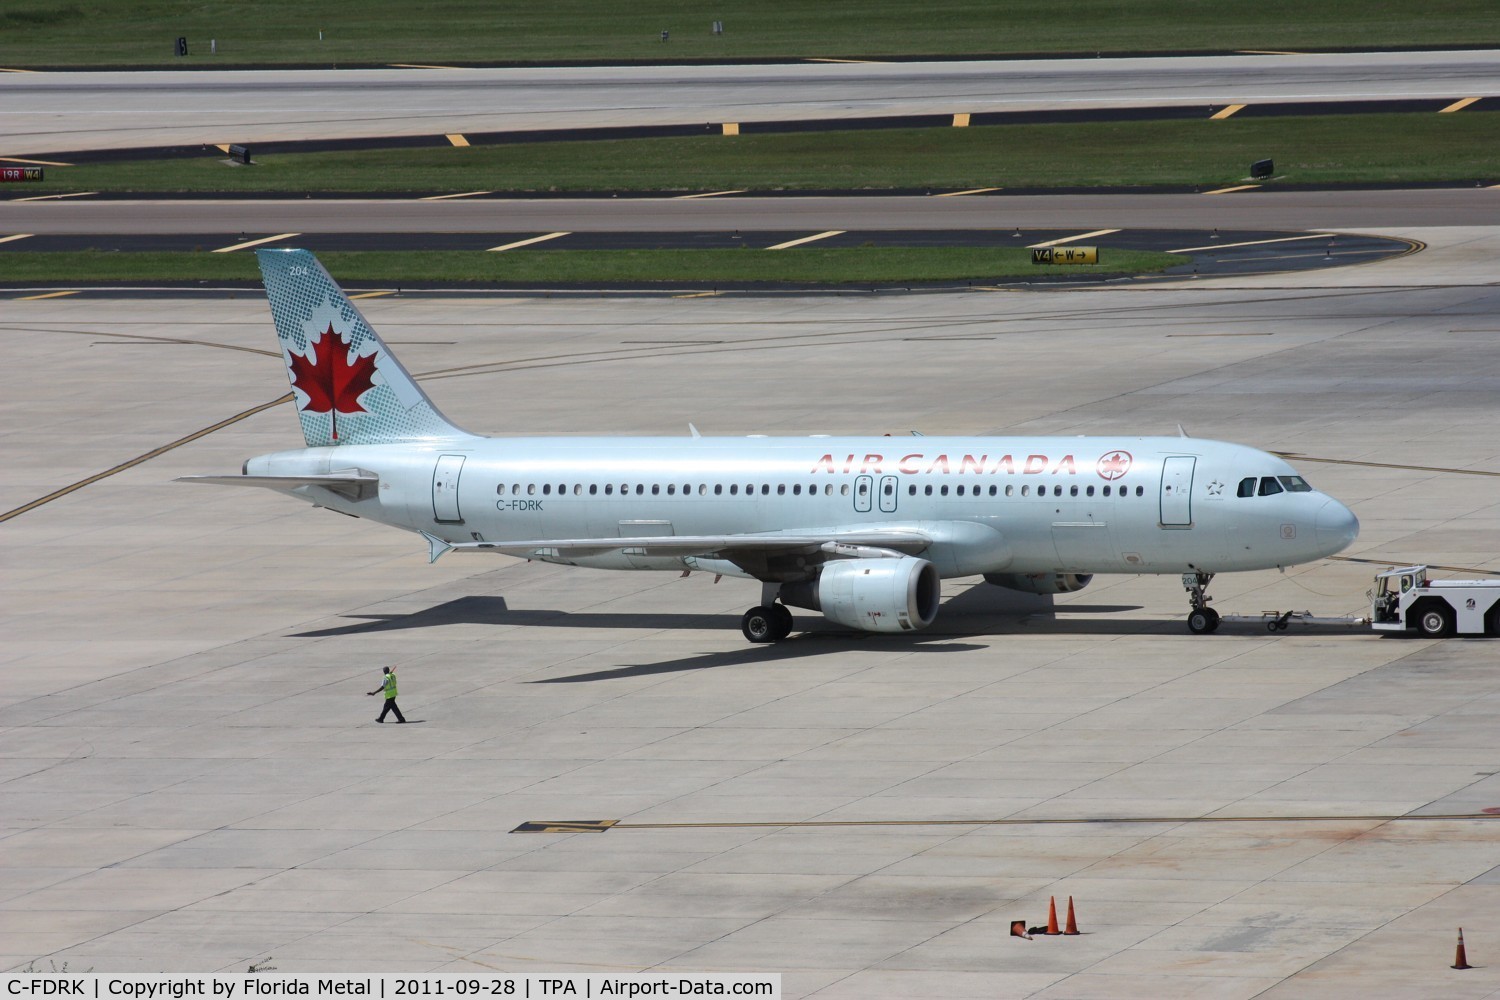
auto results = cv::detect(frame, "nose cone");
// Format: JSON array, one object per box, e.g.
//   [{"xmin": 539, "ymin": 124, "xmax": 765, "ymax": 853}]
[{"xmin": 1316, "ymin": 499, "xmax": 1359, "ymax": 556}]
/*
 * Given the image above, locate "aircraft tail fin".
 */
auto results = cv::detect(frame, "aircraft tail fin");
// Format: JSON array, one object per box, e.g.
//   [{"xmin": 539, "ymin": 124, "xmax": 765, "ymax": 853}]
[{"xmin": 257, "ymin": 248, "xmax": 470, "ymax": 447}]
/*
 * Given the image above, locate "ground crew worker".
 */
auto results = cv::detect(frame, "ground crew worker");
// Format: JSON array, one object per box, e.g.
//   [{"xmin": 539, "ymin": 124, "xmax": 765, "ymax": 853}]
[{"xmin": 368, "ymin": 666, "xmax": 405, "ymax": 723}]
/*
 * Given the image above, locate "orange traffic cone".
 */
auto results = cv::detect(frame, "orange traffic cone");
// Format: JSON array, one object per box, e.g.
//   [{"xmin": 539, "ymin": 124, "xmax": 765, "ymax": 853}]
[
  {"xmin": 1064, "ymin": 896, "xmax": 1080, "ymax": 935},
  {"xmin": 1010, "ymin": 920, "xmax": 1031, "ymax": 940},
  {"xmin": 1045, "ymin": 895, "xmax": 1061, "ymax": 935},
  {"xmin": 1452, "ymin": 928, "xmax": 1471, "ymax": 970}
]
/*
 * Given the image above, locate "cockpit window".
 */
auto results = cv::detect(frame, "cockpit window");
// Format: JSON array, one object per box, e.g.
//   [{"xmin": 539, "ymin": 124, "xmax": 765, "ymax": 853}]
[
  {"xmin": 1257, "ymin": 476, "xmax": 1284, "ymax": 496},
  {"xmin": 1278, "ymin": 476, "xmax": 1313, "ymax": 493},
  {"xmin": 1237, "ymin": 477, "xmax": 1257, "ymax": 498}
]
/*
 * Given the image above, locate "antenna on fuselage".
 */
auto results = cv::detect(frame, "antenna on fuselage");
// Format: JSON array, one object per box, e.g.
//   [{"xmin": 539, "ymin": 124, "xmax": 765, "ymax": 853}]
[
  {"xmin": 1177, "ymin": 424, "xmax": 1191, "ymax": 437},
  {"xmin": 688, "ymin": 423, "xmax": 701, "ymax": 439}
]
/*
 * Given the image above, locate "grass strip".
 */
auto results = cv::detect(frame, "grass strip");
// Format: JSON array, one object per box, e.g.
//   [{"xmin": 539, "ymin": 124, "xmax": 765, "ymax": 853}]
[
  {"xmin": 35, "ymin": 113, "xmax": 1500, "ymax": 194},
  {"xmin": 1, "ymin": 0, "xmax": 1495, "ymax": 66},
  {"xmin": 0, "ymin": 249, "xmax": 1184, "ymax": 285}
]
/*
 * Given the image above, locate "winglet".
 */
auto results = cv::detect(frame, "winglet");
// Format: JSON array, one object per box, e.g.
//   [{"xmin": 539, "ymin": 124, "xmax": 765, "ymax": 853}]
[
  {"xmin": 420, "ymin": 530, "xmax": 453, "ymax": 564},
  {"xmin": 689, "ymin": 423, "xmax": 702, "ymax": 439}
]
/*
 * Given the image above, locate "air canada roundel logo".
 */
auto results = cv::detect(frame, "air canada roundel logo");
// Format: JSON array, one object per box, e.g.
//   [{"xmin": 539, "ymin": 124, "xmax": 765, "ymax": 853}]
[{"xmin": 1096, "ymin": 450, "xmax": 1132, "ymax": 480}]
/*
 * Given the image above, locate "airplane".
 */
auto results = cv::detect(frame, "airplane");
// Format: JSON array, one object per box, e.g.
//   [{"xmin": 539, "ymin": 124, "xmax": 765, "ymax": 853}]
[{"xmin": 181, "ymin": 248, "xmax": 1360, "ymax": 643}]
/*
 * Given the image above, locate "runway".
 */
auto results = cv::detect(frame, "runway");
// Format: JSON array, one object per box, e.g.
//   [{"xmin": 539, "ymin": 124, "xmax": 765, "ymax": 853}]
[
  {"xmin": 4, "ymin": 50, "xmax": 1497, "ymax": 153},
  {"xmin": 3, "ymin": 189, "xmax": 1494, "ymax": 235},
  {"xmin": 4, "ymin": 227, "xmax": 1500, "ymax": 993},
  {"xmin": 0, "ymin": 228, "xmax": 1416, "ymax": 284}
]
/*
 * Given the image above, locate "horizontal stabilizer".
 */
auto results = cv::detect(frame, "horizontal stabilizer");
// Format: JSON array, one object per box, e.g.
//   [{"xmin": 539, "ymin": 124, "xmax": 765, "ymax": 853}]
[{"xmin": 177, "ymin": 471, "xmax": 379, "ymax": 501}]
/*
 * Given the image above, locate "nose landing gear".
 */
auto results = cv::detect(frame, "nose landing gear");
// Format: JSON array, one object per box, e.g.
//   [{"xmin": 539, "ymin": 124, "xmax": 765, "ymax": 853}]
[{"xmin": 1183, "ymin": 570, "xmax": 1220, "ymax": 634}]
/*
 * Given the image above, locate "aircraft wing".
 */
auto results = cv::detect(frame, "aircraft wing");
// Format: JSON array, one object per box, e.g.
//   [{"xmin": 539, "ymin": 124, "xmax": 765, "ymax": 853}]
[
  {"xmin": 177, "ymin": 472, "xmax": 379, "ymax": 502},
  {"xmin": 420, "ymin": 528, "xmax": 932, "ymax": 567}
]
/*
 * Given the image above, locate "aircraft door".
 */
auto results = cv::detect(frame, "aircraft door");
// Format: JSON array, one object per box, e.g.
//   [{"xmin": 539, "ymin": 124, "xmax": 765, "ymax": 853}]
[
  {"xmin": 432, "ymin": 454, "xmax": 466, "ymax": 524},
  {"xmin": 1160, "ymin": 456, "xmax": 1194, "ymax": 527},
  {"xmin": 878, "ymin": 475, "xmax": 898, "ymax": 513},
  {"xmin": 853, "ymin": 475, "xmax": 873, "ymax": 513}
]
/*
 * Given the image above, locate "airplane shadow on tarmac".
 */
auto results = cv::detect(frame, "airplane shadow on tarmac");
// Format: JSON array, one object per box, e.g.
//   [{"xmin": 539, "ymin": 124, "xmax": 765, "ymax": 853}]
[
  {"xmin": 532, "ymin": 587, "xmax": 1157, "ymax": 683},
  {"xmin": 291, "ymin": 587, "xmax": 1160, "ymax": 683}
]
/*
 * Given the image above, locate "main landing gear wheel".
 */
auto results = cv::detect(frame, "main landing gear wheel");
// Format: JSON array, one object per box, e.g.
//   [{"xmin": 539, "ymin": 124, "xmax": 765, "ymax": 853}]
[
  {"xmin": 768, "ymin": 603, "xmax": 794, "ymax": 641},
  {"xmin": 1183, "ymin": 570, "xmax": 1220, "ymax": 634},
  {"xmin": 742, "ymin": 605, "xmax": 793, "ymax": 643}
]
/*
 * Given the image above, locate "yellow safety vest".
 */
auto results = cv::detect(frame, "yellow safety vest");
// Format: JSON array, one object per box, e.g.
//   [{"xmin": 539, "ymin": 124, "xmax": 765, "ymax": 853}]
[{"xmin": 382, "ymin": 673, "xmax": 398, "ymax": 699}]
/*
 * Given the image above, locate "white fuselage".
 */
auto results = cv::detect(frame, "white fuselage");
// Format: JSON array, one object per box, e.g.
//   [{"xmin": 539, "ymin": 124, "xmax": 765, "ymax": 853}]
[{"xmin": 248, "ymin": 434, "xmax": 1358, "ymax": 580}]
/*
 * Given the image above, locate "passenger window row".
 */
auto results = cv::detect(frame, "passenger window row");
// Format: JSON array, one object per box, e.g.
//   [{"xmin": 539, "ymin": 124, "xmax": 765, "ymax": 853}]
[
  {"xmin": 499, "ymin": 482, "xmax": 845, "ymax": 497},
  {"xmin": 906, "ymin": 483, "xmax": 1143, "ymax": 498},
  {"xmin": 496, "ymin": 481, "xmax": 1144, "ymax": 498}
]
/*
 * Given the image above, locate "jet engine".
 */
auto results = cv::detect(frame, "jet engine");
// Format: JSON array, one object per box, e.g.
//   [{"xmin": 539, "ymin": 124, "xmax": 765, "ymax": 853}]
[
  {"xmin": 984, "ymin": 571, "xmax": 1093, "ymax": 595},
  {"xmin": 780, "ymin": 556, "xmax": 941, "ymax": 633}
]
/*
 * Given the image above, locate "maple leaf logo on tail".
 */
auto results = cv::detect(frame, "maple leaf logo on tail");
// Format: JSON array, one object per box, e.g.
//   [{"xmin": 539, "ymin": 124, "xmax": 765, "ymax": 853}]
[
  {"xmin": 257, "ymin": 248, "xmax": 473, "ymax": 446},
  {"xmin": 287, "ymin": 323, "xmax": 379, "ymax": 441}
]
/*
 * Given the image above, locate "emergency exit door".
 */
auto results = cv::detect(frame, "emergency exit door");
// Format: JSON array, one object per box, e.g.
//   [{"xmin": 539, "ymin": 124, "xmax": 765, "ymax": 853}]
[
  {"xmin": 432, "ymin": 454, "xmax": 466, "ymax": 523},
  {"xmin": 853, "ymin": 474, "xmax": 873, "ymax": 512},
  {"xmin": 1159, "ymin": 456, "xmax": 1195, "ymax": 527}
]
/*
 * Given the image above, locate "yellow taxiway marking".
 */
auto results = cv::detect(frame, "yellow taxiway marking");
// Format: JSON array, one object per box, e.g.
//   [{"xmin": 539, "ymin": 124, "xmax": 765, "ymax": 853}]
[
  {"xmin": 1209, "ymin": 104, "xmax": 1246, "ymax": 120},
  {"xmin": 1332, "ymin": 555, "xmax": 1500, "ymax": 576},
  {"xmin": 933, "ymin": 187, "xmax": 1001, "ymax": 198},
  {"xmin": 513, "ymin": 820, "xmax": 619, "ymax": 833},
  {"xmin": 0, "ymin": 233, "xmax": 34, "ymax": 245},
  {"xmin": 212, "ymin": 232, "xmax": 300, "ymax": 253},
  {"xmin": 389, "ymin": 63, "xmax": 463, "ymax": 70},
  {"xmin": 0, "ymin": 67, "xmax": 39, "ymax": 73},
  {"xmin": 1280, "ymin": 453, "xmax": 1500, "ymax": 480},
  {"xmin": 349, "ymin": 290, "xmax": 395, "ymax": 300},
  {"xmin": 1236, "ymin": 50, "xmax": 1306, "ymax": 56},
  {"xmin": 1203, "ymin": 183, "xmax": 1261, "ymax": 195},
  {"xmin": 675, "ymin": 189, "xmax": 747, "ymax": 199},
  {"xmin": 1028, "ymin": 228, "xmax": 1120, "ymax": 248},
  {"xmin": 673, "ymin": 291, "xmax": 720, "ymax": 299},
  {"xmin": 952, "ymin": 113, "xmax": 970, "ymax": 128},
  {"xmin": 806, "ymin": 57, "xmax": 886, "ymax": 64},
  {"xmin": 16, "ymin": 290, "xmax": 78, "ymax": 301},
  {"xmin": 487, "ymin": 231, "xmax": 569, "ymax": 252},
  {"xmin": 721, "ymin": 122, "xmax": 739, "ymax": 136},
  {"xmin": 445, "ymin": 133, "xmax": 470, "ymax": 147},
  {"xmin": 1169, "ymin": 232, "xmax": 1334, "ymax": 254},
  {"xmin": 420, "ymin": 190, "xmax": 493, "ymax": 201},
  {"xmin": 0, "ymin": 392, "xmax": 293, "ymax": 525},
  {"xmin": 516, "ymin": 812, "xmax": 1500, "ymax": 833},
  {"xmin": 13, "ymin": 191, "xmax": 98, "ymax": 203},
  {"xmin": 0, "ymin": 156, "xmax": 71, "ymax": 167},
  {"xmin": 1440, "ymin": 97, "xmax": 1481, "ymax": 114},
  {"xmin": 766, "ymin": 230, "xmax": 844, "ymax": 250},
  {"xmin": 1168, "ymin": 332, "xmax": 1274, "ymax": 338}
]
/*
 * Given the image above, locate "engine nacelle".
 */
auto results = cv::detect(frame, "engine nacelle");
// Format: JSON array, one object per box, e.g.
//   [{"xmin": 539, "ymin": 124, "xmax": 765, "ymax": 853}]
[
  {"xmin": 984, "ymin": 571, "xmax": 1093, "ymax": 595},
  {"xmin": 781, "ymin": 556, "xmax": 941, "ymax": 633}
]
